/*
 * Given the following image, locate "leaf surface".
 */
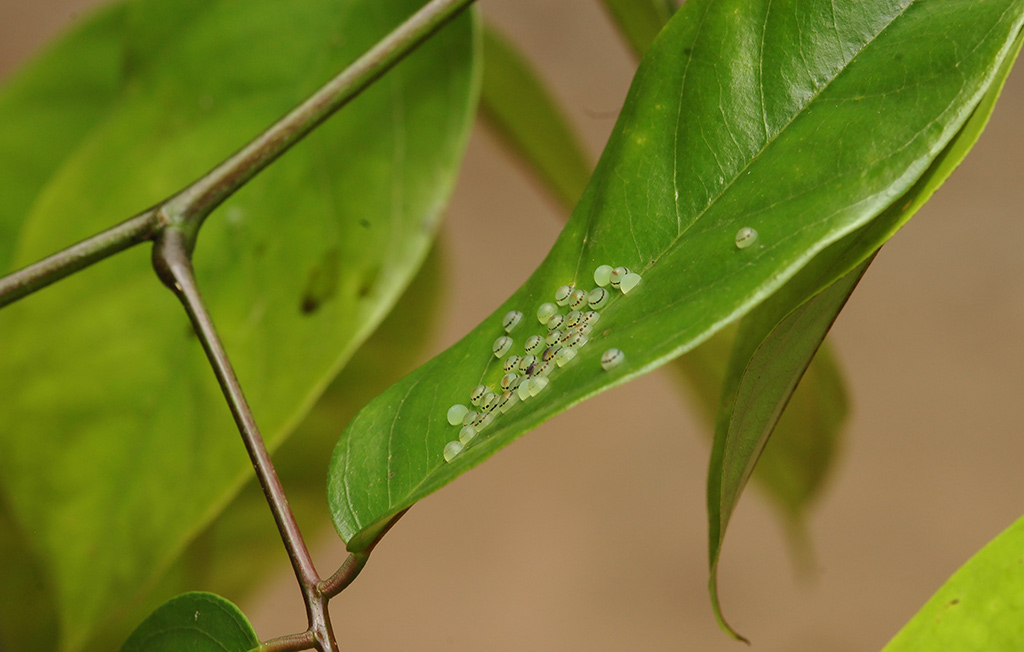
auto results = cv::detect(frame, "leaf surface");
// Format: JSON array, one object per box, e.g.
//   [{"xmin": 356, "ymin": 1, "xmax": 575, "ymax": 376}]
[
  {"xmin": 329, "ymin": 0, "xmax": 1024, "ymax": 551},
  {"xmin": 0, "ymin": 2, "xmax": 477, "ymax": 650},
  {"xmin": 119, "ymin": 592, "xmax": 258, "ymax": 652},
  {"xmin": 882, "ymin": 516, "xmax": 1024, "ymax": 651}
]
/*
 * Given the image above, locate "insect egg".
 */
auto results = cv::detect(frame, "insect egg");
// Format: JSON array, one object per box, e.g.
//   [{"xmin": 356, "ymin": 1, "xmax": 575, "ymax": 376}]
[
  {"xmin": 443, "ymin": 440, "xmax": 464, "ymax": 462},
  {"xmin": 493, "ymin": 335, "xmax": 513, "ymax": 358},
  {"xmin": 447, "ymin": 404, "xmax": 469, "ymax": 426},
  {"xmin": 533, "ymin": 359, "xmax": 555, "ymax": 377},
  {"xmin": 587, "ymin": 288, "xmax": 609, "ymax": 310},
  {"xmin": 547, "ymin": 313, "xmax": 565, "ymax": 330},
  {"xmin": 482, "ymin": 392, "xmax": 500, "ymax": 412},
  {"xmin": 555, "ymin": 346, "xmax": 577, "ymax": 367},
  {"xmin": 517, "ymin": 381, "xmax": 533, "ymax": 401},
  {"xmin": 470, "ymin": 385, "xmax": 487, "ymax": 406},
  {"xmin": 601, "ymin": 348, "xmax": 625, "ymax": 370},
  {"xmin": 545, "ymin": 329, "xmax": 563, "ymax": 345},
  {"xmin": 477, "ymin": 412, "xmax": 495, "ymax": 431},
  {"xmin": 501, "ymin": 372, "xmax": 521, "ymax": 391},
  {"xmin": 502, "ymin": 310, "xmax": 523, "ymax": 333},
  {"xmin": 463, "ymin": 410, "xmax": 480, "ymax": 426},
  {"xmin": 459, "ymin": 425, "xmax": 478, "ymax": 444},
  {"xmin": 554, "ymin": 285, "xmax": 574, "ymax": 306},
  {"xmin": 581, "ymin": 311, "xmax": 601, "ymax": 326},
  {"xmin": 565, "ymin": 310, "xmax": 583, "ymax": 327},
  {"xmin": 498, "ymin": 390, "xmax": 518, "ymax": 413},
  {"xmin": 504, "ymin": 355, "xmax": 522, "ymax": 373},
  {"xmin": 518, "ymin": 354, "xmax": 537, "ymax": 372},
  {"xmin": 619, "ymin": 272, "xmax": 642, "ymax": 294},
  {"xmin": 735, "ymin": 227, "xmax": 758, "ymax": 249},
  {"xmin": 565, "ymin": 331, "xmax": 589, "ymax": 349},
  {"xmin": 527, "ymin": 376, "xmax": 549, "ymax": 396},
  {"xmin": 609, "ymin": 266, "xmax": 630, "ymax": 288},
  {"xmin": 537, "ymin": 302, "xmax": 558, "ymax": 324},
  {"xmin": 594, "ymin": 264, "xmax": 613, "ymax": 287},
  {"xmin": 541, "ymin": 345, "xmax": 561, "ymax": 362},
  {"xmin": 568, "ymin": 289, "xmax": 588, "ymax": 310},
  {"xmin": 524, "ymin": 335, "xmax": 544, "ymax": 354}
]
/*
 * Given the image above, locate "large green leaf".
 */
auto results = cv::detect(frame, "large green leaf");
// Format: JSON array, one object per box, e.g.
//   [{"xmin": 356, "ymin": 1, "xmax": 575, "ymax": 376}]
[
  {"xmin": 329, "ymin": 0, "xmax": 1024, "ymax": 551},
  {"xmin": 0, "ymin": 2, "xmax": 477, "ymax": 650},
  {"xmin": 119, "ymin": 592, "xmax": 258, "ymax": 652},
  {"xmin": 882, "ymin": 516, "xmax": 1024, "ymax": 651},
  {"xmin": 479, "ymin": 24, "xmax": 592, "ymax": 211}
]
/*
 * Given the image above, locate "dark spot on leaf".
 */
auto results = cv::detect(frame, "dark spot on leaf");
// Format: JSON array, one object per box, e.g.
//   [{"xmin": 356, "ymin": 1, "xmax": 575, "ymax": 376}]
[
  {"xmin": 683, "ymin": 47, "xmax": 693, "ymax": 56},
  {"xmin": 358, "ymin": 265, "xmax": 380, "ymax": 299},
  {"xmin": 300, "ymin": 248, "xmax": 341, "ymax": 315},
  {"xmin": 949, "ymin": 598, "xmax": 960, "ymax": 606},
  {"xmin": 360, "ymin": 219, "xmax": 371, "ymax": 228}
]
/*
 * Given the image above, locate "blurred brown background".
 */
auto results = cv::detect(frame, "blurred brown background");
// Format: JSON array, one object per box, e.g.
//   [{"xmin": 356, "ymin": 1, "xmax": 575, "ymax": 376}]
[{"xmin": 2, "ymin": 1, "xmax": 1023, "ymax": 650}]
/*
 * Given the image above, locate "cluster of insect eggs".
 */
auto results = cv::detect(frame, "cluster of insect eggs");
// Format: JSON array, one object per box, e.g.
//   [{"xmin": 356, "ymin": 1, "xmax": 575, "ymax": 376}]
[{"xmin": 443, "ymin": 265, "xmax": 638, "ymax": 462}]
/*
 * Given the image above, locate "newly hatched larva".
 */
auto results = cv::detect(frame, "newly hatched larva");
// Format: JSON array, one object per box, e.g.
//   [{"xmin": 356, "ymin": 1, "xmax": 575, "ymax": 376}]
[
  {"xmin": 527, "ymin": 376, "xmax": 549, "ymax": 396},
  {"xmin": 565, "ymin": 310, "xmax": 583, "ymax": 328},
  {"xmin": 502, "ymin": 310, "xmax": 523, "ymax": 333},
  {"xmin": 498, "ymin": 390, "xmax": 518, "ymax": 413},
  {"xmin": 554, "ymin": 285, "xmax": 574, "ymax": 306},
  {"xmin": 482, "ymin": 391, "xmax": 500, "ymax": 412},
  {"xmin": 547, "ymin": 313, "xmax": 565, "ymax": 330},
  {"xmin": 504, "ymin": 355, "xmax": 522, "ymax": 373},
  {"xmin": 541, "ymin": 345, "xmax": 561, "ymax": 362},
  {"xmin": 581, "ymin": 311, "xmax": 601, "ymax": 327},
  {"xmin": 459, "ymin": 425, "xmax": 477, "ymax": 445},
  {"xmin": 619, "ymin": 272, "xmax": 642, "ymax": 294},
  {"xmin": 568, "ymin": 289, "xmax": 588, "ymax": 310},
  {"xmin": 555, "ymin": 346, "xmax": 577, "ymax": 367},
  {"xmin": 545, "ymin": 329, "xmax": 563, "ymax": 345},
  {"xmin": 735, "ymin": 227, "xmax": 758, "ymax": 249},
  {"xmin": 524, "ymin": 335, "xmax": 544, "ymax": 354},
  {"xmin": 501, "ymin": 372, "xmax": 521, "ymax": 391},
  {"xmin": 588, "ymin": 288, "xmax": 609, "ymax": 310},
  {"xmin": 609, "ymin": 266, "xmax": 630, "ymax": 289},
  {"xmin": 443, "ymin": 440, "xmax": 464, "ymax": 462},
  {"xmin": 493, "ymin": 335, "xmax": 513, "ymax": 358},
  {"xmin": 537, "ymin": 302, "xmax": 558, "ymax": 324},
  {"xmin": 447, "ymin": 404, "xmax": 469, "ymax": 426},
  {"xmin": 470, "ymin": 385, "xmax": 487, "ymax": 406},
  {"xmin": 601, "ymin": 348, "xmax": 625, "ymax": 370},
  {"xmin": 518, "ymin": 354, "xmax": 537, "ymax": 373},
  {"xmin": 593, "ymin": 264, "xmax": 613, "ymax": 287}
]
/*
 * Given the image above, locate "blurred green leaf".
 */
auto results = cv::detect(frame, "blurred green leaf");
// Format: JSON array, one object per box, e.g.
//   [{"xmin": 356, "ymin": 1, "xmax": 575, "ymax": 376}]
[
  {"xmin": 599, "ymin": 0, "xmax": 675, "ymax": 57},
  {"xmin": 882, "ymin": 516, "xmax": 1024, "ymax": 651},
  {"xmin": 119, "ymin": 592, "xmax": 258, "ymax": 652},
  {"xmin": 0, "ymin": 2, "xmax": 477, "ymax": 650},
  {"xmin": 328, "ymin": 0, "xmax": 1024, "ymax": 552},
  {"xmin": 479, "ymin": 25, "xmax": 592, "ymax": 210}
]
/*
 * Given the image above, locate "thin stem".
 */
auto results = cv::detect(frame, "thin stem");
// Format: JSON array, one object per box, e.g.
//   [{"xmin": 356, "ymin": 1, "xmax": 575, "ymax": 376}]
[
  {"xmin": 151, "ymin": 230, "xmax": 327, "ymax": 624},
  {"xmin": 162, "ymin": 0, "xmax": 476, "ymax": 230},
  {"xmin": 258, "ymin": 631, "xmax": 317, "ymax": 652},
  {"xmin": 320, "ymin": 508, "xmax": 408, "ymax": 598},
  {"xmin": 0, "ymin": 209, "xmax": 159, "ymax": 308}
]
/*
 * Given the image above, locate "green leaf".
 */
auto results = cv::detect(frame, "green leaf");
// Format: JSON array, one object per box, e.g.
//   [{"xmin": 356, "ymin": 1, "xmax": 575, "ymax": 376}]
[
  {"xmin": 119, "ymin": 592, "xmax": 258, "ymax": 652},
  {"xmin": 882, "ymin": 516, "xmax": 1024, "ymax": 651},
  {"xmin": 705, "ymin": 19, "xmax": 1024, "ymax": 633},
  {"xmin": 328, "ymin": 0, "xmax": 1024, "ymax": 551},
  {"xmin": 479, "ymin": 25, "xmax": 592, "ymax": 211},
  {"xmin": 599, "ymin": 0, "xmax": 676, "ymax": 57},
  {"xmin": 0, "ymin": 2, "xmax": 477, "ymax": 650},
  {"xmin": 707, "ymin": 257, "xmax": 870, "ymax": 640},
  {"xmin": 0, "ymin": 3, "xmax": 125, "ymax": 272}
]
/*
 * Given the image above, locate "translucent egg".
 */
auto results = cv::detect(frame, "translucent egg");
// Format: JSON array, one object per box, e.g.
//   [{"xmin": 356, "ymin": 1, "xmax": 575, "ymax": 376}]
[
  {"xmin": 547, "ymin": 313, "xmax": 565, "ymax": 330},
  {"xmin": 537, "ymin": 302, "xmax": 558, "ymax": 324},
  {"xmin": 565, "ymin": 310, "xmax": 583, "ymax": 327},
  {"xmin": 601, "ymin": 348, "xmax": 625, "ymax": 370},
  {"xmin": 482, "ymin": 392, "xmax": 500, "ymax": 412},
  {"xmin": 498, "ymin": 391, "xmax": 518, "ymax": 413},
  {"xmin": 493, "ymin": 335, "xmax": 513, "ymax": 358},
  {"xmin": 502, "ymin": 310, "xmax": 523, "ymax": 333},
  {"xmin": 554, "ymin": 285, "xmax": 574, "ymax": 306},
  {"xmin": 619, "ymin": 272, "xmax": 642, "ymax": 294},
  {"xmin": 527, "ymin": 376, "xmax": 549, "ymax": 396},
  {"xmin": 470, "ymin": 385, "xmax": 487, "ymax": 406},
  {"xmin": 609, "ymin": 266, "xmax": 630, "ymax": 288},
  {"xmin": 504, "ymin": 355, "xmax": 522, "ymax": 373},
  {"xmin": 735, "ymin": 227, "xmax": 758, "ymax": 249},
  {"xmin": 568, "ymin": 289, "xmax": 588, "ymax": 310},
  {"xmin": 443, "ymin": 440, "xmax": 464, "ymax": 462},
  {"xmin": 477, "ymin": 412, "xmax": 495, "ymax": 431},
  {"xmin": 463, "ymin": 410, "xmax": 480, "ymax": 426},
  {"xmin": 518, "ymin": 354, "xmax": 537, "ymax": 372},
  {"xmin": 533, "ymin": 360, "xmax": 555, "ymax": 377},
  {"xmin": 517, "ymin": 382, "xmax": 533, "ymax": 400},
  {"xmin": 447, "ymin": 404, "xmax": 469, "ymax": 426},
  {"xmin": 524, "ymin": 335, "xmax": 544, "ymax": 354},
  {"xmin": 588, "ymin": 288, "xmax": 609, "ymax": 310},
  {"xmin": 593, "ymin": 265, "xmax": 613, "ymax": 287},
  {"xmin": 459, "ymin": 425, "xmax": 477, "ymax": 444},
  {"xmin": 501, "ymin": 373, "xmax": 521, "ymax": 391},
  {"xmin": 555, "ymin": 347, "xmax": 577, "ymax": 367},
  {"xmin": 545, "ymin": 330, "xmax": 563, "ymax": 345},
  {"xmin": 581, "ymin": 311, "xmax": 601, "ymax": 326},
  {"xmin": 542, "ymin": 345, "xmax": 561, "ymax": 362}
]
